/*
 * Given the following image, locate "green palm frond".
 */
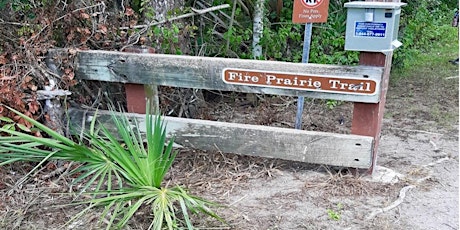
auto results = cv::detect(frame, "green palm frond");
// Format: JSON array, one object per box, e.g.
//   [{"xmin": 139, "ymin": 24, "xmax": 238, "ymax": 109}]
[
  {"xmin": 69, "ymin": 185, "xmax": 223, "ymax": 230},
  {"xmin": 0, "ymin": 102, "xmax": 224, "ymax": 229}
]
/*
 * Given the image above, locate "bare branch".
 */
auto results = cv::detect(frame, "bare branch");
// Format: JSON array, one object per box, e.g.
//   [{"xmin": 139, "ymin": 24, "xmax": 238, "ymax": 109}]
[
  {"xmin": 119, "ymin": 4, "xmax": 230, "ymax": 30},
  {"xmin": 0, "ymin": 19, "xmax": 34, "ymax": 27}
]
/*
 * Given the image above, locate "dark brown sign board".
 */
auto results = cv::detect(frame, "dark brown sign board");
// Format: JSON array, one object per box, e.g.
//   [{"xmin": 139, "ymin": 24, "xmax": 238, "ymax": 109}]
[
  {"xmin": 222, "ymin": 68, "xmax": 377, "ymax": 96},
  {"xmin": 292, "ymin": 0, "xmax": 330, "ymax": 23}
]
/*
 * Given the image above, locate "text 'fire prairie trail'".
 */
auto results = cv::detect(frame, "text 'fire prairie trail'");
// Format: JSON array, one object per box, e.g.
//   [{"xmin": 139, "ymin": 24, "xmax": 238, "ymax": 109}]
[{"xmin": 222, "ymin": 68, "xmax": 377, "ymax": 95}]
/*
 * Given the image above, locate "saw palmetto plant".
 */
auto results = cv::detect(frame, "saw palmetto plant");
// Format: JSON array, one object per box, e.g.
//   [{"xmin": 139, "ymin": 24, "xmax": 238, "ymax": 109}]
[{"xmin": 0, "ymin": 104, "xmax": 224, "ymax": 229}]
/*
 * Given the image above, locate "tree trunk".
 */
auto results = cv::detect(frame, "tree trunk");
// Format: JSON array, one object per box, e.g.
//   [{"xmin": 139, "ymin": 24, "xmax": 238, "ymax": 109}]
[
  {"xmin": 146, "ymin": 0, "xmax": 204, "ymax": 118},
  {"xmin": 252, "ymin": 0, "xmax": 264, "ymax": 59}
]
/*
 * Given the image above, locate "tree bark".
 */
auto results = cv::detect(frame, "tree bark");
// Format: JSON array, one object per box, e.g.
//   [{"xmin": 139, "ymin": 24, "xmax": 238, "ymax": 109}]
[{"xmin": 252, "ymin": 0, "xmax": 264, "ymax": 58}]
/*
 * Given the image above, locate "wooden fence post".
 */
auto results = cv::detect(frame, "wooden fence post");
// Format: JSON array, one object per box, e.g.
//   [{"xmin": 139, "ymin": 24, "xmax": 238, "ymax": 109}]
[
  {"xmin": 122, "ymin": 46, "xmax": 159, "ymax": 114},
  {"xmin": 351, "ymin": 0, "xmax": 401, "ymax": 174},
  {"xmin": 351, "ymin": 51, "xmax": 393, "ymax": 174}
]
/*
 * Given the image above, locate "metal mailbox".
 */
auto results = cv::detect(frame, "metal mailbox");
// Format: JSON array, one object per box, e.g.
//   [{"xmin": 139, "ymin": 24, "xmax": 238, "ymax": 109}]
[{"xmin": 344, "ymin": 2, "xmax": 406, "ymax": 52}]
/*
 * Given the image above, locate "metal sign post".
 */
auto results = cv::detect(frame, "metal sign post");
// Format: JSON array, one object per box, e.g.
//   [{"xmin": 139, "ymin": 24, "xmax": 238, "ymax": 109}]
[
  {"xmin": 295, "ymin": 23, "xmax": 313, "ymax": 129},
  {"xmin": 292, "ymin": 0, "xmax": 330, "ymax": 129}
]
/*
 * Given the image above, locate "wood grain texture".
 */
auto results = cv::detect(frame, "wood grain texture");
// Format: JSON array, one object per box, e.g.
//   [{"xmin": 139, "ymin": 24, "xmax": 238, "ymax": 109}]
[
  {"xmin": 68, "ymin": 108, "xmax": 374, "ymax": 168},
  {"xmin": 69, "ymin": 49, "xmax": 384, "ymax": 103}
]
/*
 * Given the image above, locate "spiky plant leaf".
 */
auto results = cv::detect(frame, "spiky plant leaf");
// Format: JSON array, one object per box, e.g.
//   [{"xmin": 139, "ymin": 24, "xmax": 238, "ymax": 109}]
[{"xmin": 0, "ymin": 106, "xmax": 124, "ymax": 194}]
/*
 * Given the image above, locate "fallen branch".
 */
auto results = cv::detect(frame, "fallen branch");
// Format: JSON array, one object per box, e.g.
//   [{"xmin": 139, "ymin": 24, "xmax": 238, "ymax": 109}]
[
  {"xmin": 366, "ymin": 185, "xmax": 415, "ymax": 220},
  {"xmin": 119, "ymin": 4, "xmax": 230, "ymax": 30},
  {"xmin": 423, "ymin": 156, "xmax": 450, "ymax": 168},
  {"xmin": 40, "ymin": 164, "xmax": 69, "ymax": 180},
  {"xmin": 0, "ymin": 20, "xmax": 34, "ymax": 27}
]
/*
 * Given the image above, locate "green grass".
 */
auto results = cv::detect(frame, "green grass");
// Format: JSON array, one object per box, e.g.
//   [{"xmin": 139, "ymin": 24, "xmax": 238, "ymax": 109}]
[
  {"xmin": 387, "ymin": 24, "xmax": 459, "ymax": 132},
  {"xmin": 392, "ymin": 25, "xmax": 459, "ymax": 80}
]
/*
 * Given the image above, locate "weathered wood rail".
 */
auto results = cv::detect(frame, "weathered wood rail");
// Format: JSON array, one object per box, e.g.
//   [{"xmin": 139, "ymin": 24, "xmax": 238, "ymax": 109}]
[
  {"xmin": 50, "ymin": 49, "xmax": 386, "ymax": 169},
  {"xmin": 72, "ymin": 50, "xmax": 384, "ymax": 103},
  {"xmin": 69, "ymin": 109, "xmax": 373, "ymax": 168}
]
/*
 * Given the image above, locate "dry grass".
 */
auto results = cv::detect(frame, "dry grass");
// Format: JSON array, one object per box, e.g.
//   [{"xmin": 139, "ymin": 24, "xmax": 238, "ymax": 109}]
[
  {"xmin": 303, "ymin": 166, "xmax": 403, "ymax": 197},
  {"xmin": 0, "ymin": 151, "xmax": 299, "ymax": 229},
  {"xmin": 167, "ymin": 150, "xmax": 289, "ymax": 197},
  {"xmin": 0, "ymin": 148, "xmax": 443, "ymax": 229}
]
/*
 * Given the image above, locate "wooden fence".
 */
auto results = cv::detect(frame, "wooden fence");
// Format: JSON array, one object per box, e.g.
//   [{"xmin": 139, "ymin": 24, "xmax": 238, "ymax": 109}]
[{"xmin": 49, "ymin": 49, "xmax": 387, "ymax": 169}]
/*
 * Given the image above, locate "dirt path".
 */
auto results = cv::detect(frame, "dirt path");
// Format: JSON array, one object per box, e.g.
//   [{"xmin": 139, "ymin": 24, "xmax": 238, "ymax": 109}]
[{"xmin": 203, "ymin": 131, "xmax": 458, "ymax": 229}]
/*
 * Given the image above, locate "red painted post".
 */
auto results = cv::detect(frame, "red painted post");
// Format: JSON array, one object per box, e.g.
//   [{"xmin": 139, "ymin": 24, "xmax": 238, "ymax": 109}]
[
  {"xmin": 351, "ymin": 52, "xmax": 393, "ymax": 174},
  {"xmin": 122, "ymin": 46, "xmax": 156, "ymax": 114},
  {"xmin": 125, "ymin": 83, "xmax": 148, "ymax": 113}
]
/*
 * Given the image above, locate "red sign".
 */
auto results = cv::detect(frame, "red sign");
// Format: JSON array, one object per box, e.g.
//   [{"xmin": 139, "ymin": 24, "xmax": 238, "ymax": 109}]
[
  {"xmin": 292, "ymin": 0, "xmax": 330, "ymax": 23},
  {"xmin": 222, "ymin": 68, "xmax": 378, "ymax": 96}
]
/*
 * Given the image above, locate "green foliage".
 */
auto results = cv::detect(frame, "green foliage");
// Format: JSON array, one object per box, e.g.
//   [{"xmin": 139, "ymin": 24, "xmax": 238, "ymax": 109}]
[
  {"xmin": 152, "ymin": 23, "xmax": 187, "ymax": 55},
  {"xmin": 193, "ymin": 0, "xmax": 455, "ymax": 68},
  {"xmin": 327, "ymin": 209, "xmax": 340, "ymax": 221},
  {"xmin": 0, "ymin": 104, "xmax": 224, "ymax": 229},
  {"xmin": 0, "ymin": 0, "xmax": 456, "ymax": 66},
  {"xmin": 259, "ymin": 22, "xmax": 303, "ymax": 61},
  {"xmin": 0, "ymin": 0, "xmax": 51, "ymax": 18},
  {"xmin": 0, "ymin": 116, "xmax": 15, "ymax": 131},
  {"xmin": 71, "ymin": 184, "xmax": 223, "ymax": 230},
  {"xmin": 139, "ymin": 0, "xmax": 156, "ymax": 19},
  {"xmin": 223, "ymin": 26, "xmax": 253, "ymax": 58},
  {"xmin": 140, "ymin": 5, "xmax": 197, "ymax": 55},
  {"xmin": 327, "ymin": 203, "xmax": 343, "ymax": 221},
  {"xmin": 195, "ymin": 0, "xmax": 358, "ymax": 64},
  {"xmin": 258, "ymin": 0, "xmax": 303, "ymax": 61},
  {"xmin": 395, "ymin": 0, "xmax": 454, "ymax": 67},
  {"xmin": 309, "ymin": 0, "xmax": 359, "ymax": 65},
  {"xmin": 325, "ymin": 100, "xmax": 342, "ymax": 110},
  {"xmin": 0, "ymin": 0, "xmax": 32, "ymax": 11}
]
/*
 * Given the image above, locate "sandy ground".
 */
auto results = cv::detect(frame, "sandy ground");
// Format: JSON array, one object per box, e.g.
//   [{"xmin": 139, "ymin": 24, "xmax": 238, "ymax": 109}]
[{"xmin": 201, "ymin": 131, "xmax": 458, "ymax": 230}]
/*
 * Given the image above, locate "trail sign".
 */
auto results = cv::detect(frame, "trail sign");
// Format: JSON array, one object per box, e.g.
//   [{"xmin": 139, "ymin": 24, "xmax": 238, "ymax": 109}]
[
  {"xmin": 292, "ymin": 0, "xmax": 330, "ymax": 23},
  {"xmin": 222, "ymin": 68, "xmax": 378, "ymax": 96}
]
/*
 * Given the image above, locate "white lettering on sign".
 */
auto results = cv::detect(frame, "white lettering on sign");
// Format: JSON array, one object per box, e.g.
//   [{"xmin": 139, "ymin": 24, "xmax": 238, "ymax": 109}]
[
  {"xmin": 354, "ymin": 22, "xmax": 387, "ymax": 38},
  {"xmin": 293, "ymin": 0, "xmax": 329, "ymax": 23},
  {"xmin": 298, "ymin": 9, "xmax": 321, "ymax": 19},
  {"xmin": 265, "ymin": 74, "xmax": 322, "ymax": 88},
  {"xmin": 222, "ymin": 68, "xmax": 378, "ymax": 95},
  {"xmin": 228, "ymin": 71, "xmax": 259, "ymax": 83},
  {"xmin": 329, "ymin": 80, "xmax": 372, "ymax": 92}
]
